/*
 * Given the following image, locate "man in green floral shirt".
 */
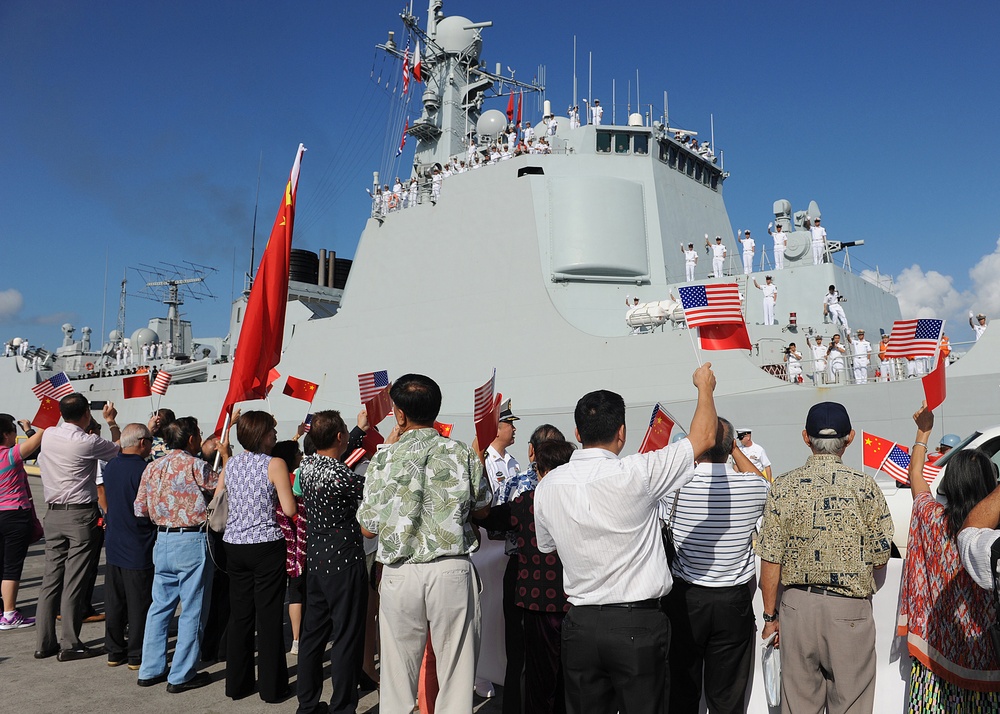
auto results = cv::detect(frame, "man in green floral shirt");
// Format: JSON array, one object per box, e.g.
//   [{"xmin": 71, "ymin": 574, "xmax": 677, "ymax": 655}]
[{"xmin": 358, "ymin": 373, "xmax": 491, "ymax": 714}]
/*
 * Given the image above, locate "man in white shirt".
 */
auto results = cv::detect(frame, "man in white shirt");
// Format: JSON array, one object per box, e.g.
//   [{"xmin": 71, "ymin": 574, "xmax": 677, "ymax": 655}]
[
  {"xmin": 753, "ymin": 276, "xmax": 778, "ymax": 326},
  {"xmin": 708, "ymin": 236, "xmax": 726, "ymax": 278},
  {"xmin": 523, "ymin": 122, "xmax": 535, "ymax": 144},
  {"xmin": 823, "ymin": 285, "xmax": 850, "ymax": 332},
  {"xmin": 958, "ymin": 484, "xmax": 1000, "ymax": 590},
  {"xmin": 736, "ymin": 428, "xmax": 772, "ymax": 481},
  {"xmin": 809, "ymin": 335, "xmax": 827, "ymax": 385},
  {"xmin": 739, "ymin": 230, "xmax": 755, "ymax": 275},
  {"xmin": 666, "ymin": 418, "xmax": 769, "ymax": 714},
  {"xmin": 534, "ymin": 364, "xmax": 719, "ymax": 714},
  {"xmin": 680, "ymin": 243, "xmax": 698, "ymax": 281},
  {"xmin": 971, "ymin": 312, "xmax": 988, "ymax": 341},
  {"xmin": 591, "ymin": 99, "xmax": 603, "ymax": 125},
  {"xmin": 785, "ymin": 342, "xmax": 803, "ymax": 383},
  {"xmin": 809, "ymin": 216, "xmax": 827, "ymax": 265},
  {"xmin": 851, "ymin": 329, "xmax": 873, "ymax": 384},
  {"xmin": 768, "ymin": 222, "xmax": 788, "ymax": 270}
]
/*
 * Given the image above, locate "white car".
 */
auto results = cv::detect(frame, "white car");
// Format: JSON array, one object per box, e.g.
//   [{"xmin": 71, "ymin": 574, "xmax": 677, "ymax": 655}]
[{"xmin": 882, "ymin": 427, "xmax": 1000, "ymax": 558}]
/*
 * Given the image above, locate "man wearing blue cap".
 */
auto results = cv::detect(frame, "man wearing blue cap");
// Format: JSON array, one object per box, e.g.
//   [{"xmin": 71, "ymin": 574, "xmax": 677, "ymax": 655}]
[{"xmin": 754, "ymin": 402, "xmax": 894, "ymax": 714}]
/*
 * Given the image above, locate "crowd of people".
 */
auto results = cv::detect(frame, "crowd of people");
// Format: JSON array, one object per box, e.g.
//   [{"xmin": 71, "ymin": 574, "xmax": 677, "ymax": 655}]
[{"xmin": 4, "ymin": 369, "xmax": 1000, "ymax": 713}]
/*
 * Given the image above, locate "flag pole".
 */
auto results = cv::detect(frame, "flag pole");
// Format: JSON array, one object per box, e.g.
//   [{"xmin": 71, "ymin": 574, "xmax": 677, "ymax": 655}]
[
  {"xmin": 214, "ymin": 410, "xmax": 231, "ymax": 472},
  {"xmin": 685, "ymin": 324, "xmax": 704, "ymax": 367}
]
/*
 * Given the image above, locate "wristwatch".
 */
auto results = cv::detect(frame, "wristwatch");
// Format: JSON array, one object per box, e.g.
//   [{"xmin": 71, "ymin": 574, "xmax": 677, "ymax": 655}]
[{"xmin": 762, "ymin": 610, "xmax": 778, "ymax": 623}]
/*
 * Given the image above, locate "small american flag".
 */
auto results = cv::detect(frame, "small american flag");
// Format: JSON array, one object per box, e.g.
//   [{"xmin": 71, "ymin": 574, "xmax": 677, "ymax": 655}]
[
  {"xmin": 883, "ymin": 319, "xmax": 944, "ymax": 359},
  {"xmin": 303, "ymin": 413, "xmax": 313, "ymax": 433},
  {"xmin": 474, "ymin": 368, "xmax": 496, "ymax": 422},
  {"xmin": 678, "ymin": 284, "xmax": 744, "ymax": 328},
  {"xmin": 151, "ymin": 371, "xmax": 172, "ymax": 396},
  {"xmin": 358, "ymin": 370, "xmax": 389, "ymax": 404},
  {"xmin": 880, "ymin": 444, "xmax": 942, "ymax": 486},
  {"xmin": 31, "ymin": 372, "xmax": 74, "ymax": 401},
  {"xmin": 344, "ymin": 447, "xmax": 367, "ymax": 468}
]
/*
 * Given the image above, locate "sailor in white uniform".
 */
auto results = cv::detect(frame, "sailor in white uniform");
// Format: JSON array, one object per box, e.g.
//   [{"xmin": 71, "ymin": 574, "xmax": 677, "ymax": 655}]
[
  {"xmin": 768, "ymin": 222, "xmax": 787, "ymax": 270},
  {"xmin": 826, "ymin": 334, "xmax": 847, "ymax": 384},
  {"xmin": 680, "ymin": 242, "xmax": 698, "ymax": 281},
  {"xmin": 809, "ymin": 335, "xmax": 827, "ymax": 385},
  {"xmin": 568, "ymin": 105, "xmax": 580, "ymax": 128},
  {"xmin": 753, "ymin": 275, "xmax": 778, "ymax": 325},
  {"xmin": 740, "ymin": 230, "xmax": 755, "ymax": 274},
  {"xmin": 809, "ymin": 216, "xmax": 827, "ymax": 265},
  {"xmin": 971, "ymin": 312, "xmax": 988, "ymax": 341},
  {"xmin": 591, "ymin": 99, "xmax": 603, "ymax": 125},
  {"xmin": 785, "ymin": 342, "xmax": 803, "ymax": 383},
  {"xmin": 851, "ymin": 329, "xmax": 872, "ymax": 384},
  {"xmin": 823, "ymin": 285, "xmax": 850, "ymax": 333},
  {"xmin": 523, "ymin": 122, "xmax": 535, "ymax": 143},
  {"xmin": 707, "ymin": 236, "xmax": 726, "ymax": 278}
]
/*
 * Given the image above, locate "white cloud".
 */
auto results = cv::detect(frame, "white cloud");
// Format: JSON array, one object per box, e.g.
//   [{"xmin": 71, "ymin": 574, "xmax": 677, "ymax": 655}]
[
  {"xmin": 878, "ymin": 265, "xmax": 965, "ymax": 320},
  {"xmin": 968, "ymin": 236, "xmax": 1000, "ymax": 317},
  {"xmin": 0, "ymin": 289, "xmax": 24, "ymax": 321}
]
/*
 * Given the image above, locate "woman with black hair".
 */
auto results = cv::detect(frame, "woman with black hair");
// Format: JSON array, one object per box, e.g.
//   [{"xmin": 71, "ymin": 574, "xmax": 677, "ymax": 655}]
[{"xmin": 898, "ymin": 402, "xmax": 1000, "ymax": 710}]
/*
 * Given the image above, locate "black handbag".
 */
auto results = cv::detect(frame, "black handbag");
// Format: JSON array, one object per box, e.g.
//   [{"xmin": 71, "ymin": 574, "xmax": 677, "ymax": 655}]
[{"xmin": 661, "ymin": 492, "xmax": 680, "ymax": 568}]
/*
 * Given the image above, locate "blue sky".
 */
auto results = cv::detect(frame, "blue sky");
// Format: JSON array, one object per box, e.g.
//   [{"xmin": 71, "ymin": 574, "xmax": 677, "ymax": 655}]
[{"xmin": 3, "ymin": 0, "xmax": 999, "ymax": 350}]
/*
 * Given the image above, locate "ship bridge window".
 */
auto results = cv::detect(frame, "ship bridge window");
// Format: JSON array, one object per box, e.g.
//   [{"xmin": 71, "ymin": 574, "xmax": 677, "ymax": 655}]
[
  {"xmin": 596, "ymin": 132, "xmax": 612, "ymax": 153},
  {"xmin": 659, "ymin": 143, "xmax": 669, "ymax": 162},
  {"xmin": 695, "ymin": 163, "xmax": 703, "ymax": 181},
  {"xmin": 668, "ymin": 145, "xmax": 678, "ymax": 167},
  {"xmin": 614, "ymin": 134, "xmax": 630, "ymax": 153},
  {"xmin": 633, "ymin": 134, "xmax": 649, "ymax": 155},
  {"xmin": 686, "ymin": 158, "xmax": 695, "ymax": 177},
  {"xmin": 710, "ymin": 172, "xmax": 719, "ymax": 189},
  {"xmin": 678, "ymin": 153, "xmax": 687, "ymax": 173}
]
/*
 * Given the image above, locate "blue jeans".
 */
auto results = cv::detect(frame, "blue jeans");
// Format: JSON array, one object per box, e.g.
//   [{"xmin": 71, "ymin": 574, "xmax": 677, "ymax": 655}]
[{"xmin": 139, "ymin": 530, "xmax": 212, "ymax": 685}]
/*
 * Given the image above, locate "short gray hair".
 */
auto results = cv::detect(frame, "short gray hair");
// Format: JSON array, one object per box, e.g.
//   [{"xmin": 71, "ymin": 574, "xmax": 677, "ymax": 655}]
[
  {"xmin": 120, "ymin": 423, "xmax": 151, "ymax": 449},
  {"xmin": 808, "ymin": 435, "xmax": 848, "ymax": 455}
]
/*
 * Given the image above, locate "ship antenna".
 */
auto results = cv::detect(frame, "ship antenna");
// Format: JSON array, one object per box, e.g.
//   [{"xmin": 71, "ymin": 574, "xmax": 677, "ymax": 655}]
[
  {"xmin": 572, "ymin": 35, "xmax": 577, "ymax": 108},
  {"xmin": 249, "ymin": 151, "xmax": 263, "ymax": 281}
]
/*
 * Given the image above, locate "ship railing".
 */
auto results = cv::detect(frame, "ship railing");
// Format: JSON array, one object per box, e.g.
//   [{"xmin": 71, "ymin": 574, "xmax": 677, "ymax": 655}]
[{"xmin": 756, "ymin": 349, "xmax": 962, "ymax": 386}]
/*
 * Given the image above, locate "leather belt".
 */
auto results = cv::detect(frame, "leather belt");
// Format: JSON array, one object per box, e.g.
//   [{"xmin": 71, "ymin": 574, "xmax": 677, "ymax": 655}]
[
  {"xmin": 790, "ymin": 584, "xmax": 852, "ymax": 598},
  {"xmin": 589, "ymin": 598, "xmax": 661, "ymax": 610},
  {"xmin": 156, "ymin": 524, "xmax": 206, "ymax": 533},
  {"xmin": 47, "ymin": 502, "xmax": 98, "ymax": 511}
]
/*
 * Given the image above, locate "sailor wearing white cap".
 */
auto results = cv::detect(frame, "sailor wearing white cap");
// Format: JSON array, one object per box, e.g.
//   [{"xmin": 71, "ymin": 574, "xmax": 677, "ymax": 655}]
[
  {"xmin": 753, "ymin": 276, "xmax": 777, "ymax": 326},
  {"xmin": 768, "ymin": 222, "xmax": 787, "ymax": 270},
  {"xmin": 680, "ymin": 242, "xmax": 698, "ymax": 281},
  {"xmin": 970, "ymin": 312, "xmax": 988, "ymax": 341},
  {"xmin": 851, "ymin": 329, "xmax": 872, "ymax": 384},
  {"xmin": 740, "ymin": 231, "xmax": 755, "ymax": 275},
  {"xmin": 707, "ymin": 236, "xmax": 726, "ymax": 278},
  {"xmin": 809, "ymin": 216, "xmax": 827, "ymax": 264}
]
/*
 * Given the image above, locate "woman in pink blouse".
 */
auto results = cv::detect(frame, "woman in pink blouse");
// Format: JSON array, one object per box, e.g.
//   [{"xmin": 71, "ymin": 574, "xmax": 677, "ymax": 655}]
[
  {"xmin": 899, "ymin": 403, "xmax": 1000, "ymax": 710},
  {"xmin": 0, "ymin": 416, "xmax": 44, "ymax": 629}
]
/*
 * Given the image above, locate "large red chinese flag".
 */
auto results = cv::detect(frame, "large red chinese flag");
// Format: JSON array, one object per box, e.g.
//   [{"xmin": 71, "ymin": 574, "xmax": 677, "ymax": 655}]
[
  {"xmin": 32, "ymin": 396, "xmax": 61, "ymax": 429},
  {"xmin": 123, "ymin": 374, "xmax": 152, "ymax": 399},
  {"xmin": 215, "ymin": 144, "xmax": 305, "ymax": 434},
  {"xmin": 862, "ymin": 432, "xmax": 896, "ymax": 470},
  {"xmin": 922, "ymin": 354, "xmax": 947, "ymax": 411}
]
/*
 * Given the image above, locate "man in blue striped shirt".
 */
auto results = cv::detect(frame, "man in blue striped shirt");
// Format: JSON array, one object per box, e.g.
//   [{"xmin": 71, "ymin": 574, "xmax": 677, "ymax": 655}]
[{"xmin": 663, "ymin": 417, "xmax": 769, "ymax": 714}]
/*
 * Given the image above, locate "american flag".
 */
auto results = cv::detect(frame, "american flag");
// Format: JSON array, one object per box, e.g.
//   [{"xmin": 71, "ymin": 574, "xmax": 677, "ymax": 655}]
[
  {"xmin": 358, "ymin": 370, "xmax": 389, "ymax": 404},
  {"xmin": 883, "ymin": 319, "xmax": 944, "ymax": 359},
  {"xmin": 880, "ymin": 444, "xmax": 942, "ymax": 486},
  {"xmin": 31, "ymin": 372, "xmax": 74, "ymax": 401},
  {"xmin": 344, "ymin": 447, "xmax": 366, "ymax": 468},
  {"xmin": 678, "ymin": 284, "xmax": 744, "ymax": 328},
  {"xmin": 303, "ymin": 413, "xmax": 313, "ymax": 433},
  {"xmin": 401, "ymin": 45, "xmax": 411, "ymax": 94},
  {"xmin": 151, "ymin": 371, "xmax": 172, "ymax": 396},
  {"xmin": 474, "ymin": 368, "xmax": 497, "ymax": 422}
]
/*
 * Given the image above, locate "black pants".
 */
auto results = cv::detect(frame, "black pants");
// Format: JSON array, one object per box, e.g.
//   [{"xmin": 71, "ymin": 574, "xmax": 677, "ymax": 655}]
[
  {"xmin": 201, "ymin": 529, "xmax": 229, "ymax": 661},
  {"xmin": 523, "ymin": 609, "xmax": 566, "ymax": 714},
  {"xmin": 561, "ymin": 604, "xmax": 670, "ymax": 714},
  {"xmin": 104, "ymin": 564, "xmax": 154, "ymax": 664},
  {"xmin": 224, "ymin": 539, "xmax": 288, "ymax": 702},
  {"xmin": 503, "ymin": 555, "xmax": 526, "ymax": 714},
  {"xmin": 0, "ymin": 508, "xmax": 33, "ymax": 582},
  {"xmin": 295, "ymin": 556, "xmax": 367, "ymax": 714},
  {"xmin": 664, "ymin": 581, "xmax": 754, "ymax": 714}
]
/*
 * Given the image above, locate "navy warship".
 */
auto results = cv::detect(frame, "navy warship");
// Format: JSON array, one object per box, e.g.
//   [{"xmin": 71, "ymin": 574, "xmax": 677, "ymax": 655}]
[{"xmin": 1, "ymin": 1, "xmax": 998, "ymax": 546}]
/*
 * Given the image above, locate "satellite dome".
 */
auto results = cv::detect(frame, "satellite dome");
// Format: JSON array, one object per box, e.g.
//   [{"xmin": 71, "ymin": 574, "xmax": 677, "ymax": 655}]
[
  {"xmin": 435, "ymin": 16, "xmax": 479, "ymax": 58},
  {"xmin": 131, "ymin": 328, "xmax": 159, "ymax": 348},
  {"xmin": 11, "ymin": 337, "xmax": 22, "ymax": 347},
  {"xmin": 109, "ymin": 329, "xmax": 122, "ymax": 341},
  {"xmin": 477, "ymin": 109, "xmax": 508, "ymax": 140}
]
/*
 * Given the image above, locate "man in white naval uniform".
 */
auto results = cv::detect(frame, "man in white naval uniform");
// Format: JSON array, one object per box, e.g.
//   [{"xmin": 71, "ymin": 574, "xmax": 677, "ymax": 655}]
[
  {"xmin": 591, "ymin": 99, "xmax": 603, "ymax": 125},
  {"xmin": 809, "ymin": 216, "xmax": 827, "ymax": 265},
  {"xmin": 970, "ymin": 312, "xmax": 988, "ymax": 341},
  {"xmin": 823, "ymin": 285, "xmax": 850, "ymax": 333},
  {"xmin": 809, "ymin": 335, "xmax": 827, "ymax": 385},
  {"xmin": 851, "ymin": 329, "xmax": 872, "ymax": 384},
  {"xmin": 736, "ymin": 428, "xmax": 773, "ymax": 481},
  {"xmin": 753, "ymin": 276, "xmax": 778, "ymax": 326},
  {"xmin": 768, "ymin": 222, "xmax": 788, "ymax": 270},
  {"xmin": 523, "ymin": 122, "xmax": 535, "ymax": 144},
  {"xmin": 568, "ymin": 105, "xmax": 580, "ymax": 128},
  {"xmin": 708, "ymin": 236, "xmax": 726, "ymax": 278},
  {"xmin": 740, "ymin": 231, "xmax": 755, "ymax": 274},
  {"xmin": 680, "ymin": 242, "xmax": 699, "ymax": 281}
]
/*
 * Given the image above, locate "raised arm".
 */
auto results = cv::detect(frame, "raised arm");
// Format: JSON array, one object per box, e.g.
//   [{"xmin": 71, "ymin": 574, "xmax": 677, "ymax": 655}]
[
  {"xmin": 731, "ymin": 440, "xmax": 763, "ymax": 479},
  {"xmin": 268, "ymin": 457, "xmax": 298, "ymax": 517},
  {"xmin": 908, "ymin": 402, "xmax": 933, "ymax": 497},
  {"xmin": 686, "ymin": 363, "xmax": 718, "ymax": 458}
]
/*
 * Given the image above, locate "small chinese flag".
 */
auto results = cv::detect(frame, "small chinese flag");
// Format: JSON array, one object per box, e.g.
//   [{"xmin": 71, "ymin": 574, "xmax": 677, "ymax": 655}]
[
  {"xmin": 365, "ymin": 385, "xmax": 393, "ymax": 427},
  {"xmin": 862, "ymin": 432, "xmax": 896, "ymax": 470},
  {"xmin": 638, "ymin": 404, "xmax": 676, "ymax": 454},
  {"xmin": 32, "ymin": 396, "xmax": 61, "ymax": 429},
  {"xmin": 922, "ymin": 354, "xmax": 947, "ymax": 411},
  {"xmin": 283, "ymin": 376, "xmax": 319, "ymax": 403},
  {"xmin": 434, "ymin": 421, "xmax": 454, "ymax": 438},
  {"xmin": 123, "ymin": 374, "xmax": 152, "ymax": 399}
]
